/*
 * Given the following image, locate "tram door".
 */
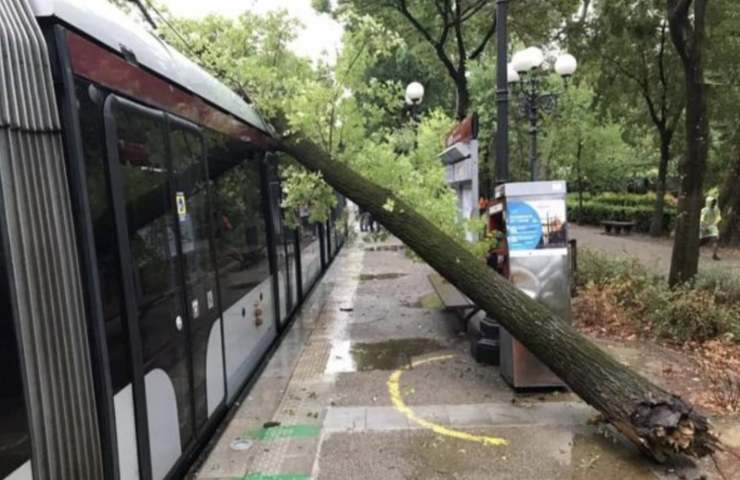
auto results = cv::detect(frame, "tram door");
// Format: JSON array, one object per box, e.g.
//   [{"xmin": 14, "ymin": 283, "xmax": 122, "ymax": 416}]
[
  {"xmin": 268, "ymin": 180, "xmax": 296, "ymax": 326},
  {"xmin": 105, "ymin": 97, "xmax": 224, "ymax": 480}
]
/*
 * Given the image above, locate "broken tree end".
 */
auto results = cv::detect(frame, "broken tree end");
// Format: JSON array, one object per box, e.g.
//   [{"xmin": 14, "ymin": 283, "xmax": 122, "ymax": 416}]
[{"xmin": 616, "ymin": 396, "xmax": 723, "ymax": 462}]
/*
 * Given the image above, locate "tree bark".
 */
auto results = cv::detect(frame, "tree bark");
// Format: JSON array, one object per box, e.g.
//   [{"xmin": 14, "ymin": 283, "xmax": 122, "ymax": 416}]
[
  {"xmin": 650, "ymin": 132, "xmax": 672, "ymax": 236},
  {"xmin": 576, "ymin": 138, "xmax": 584, "ymax": 224},
  {"xmin": 454, "ymin": 72, "xmax": 470, "ymax": 120},
  {"xmin": 276, "ymin": 132, "xmax": 721, "ymax": 462},
  {"xmin": 718, "ymin": 152, "xmax": 740, "ymax": 244},
  {"xmin": 667, "ymin": 0, "xmax": 710, "ymax": 287}
]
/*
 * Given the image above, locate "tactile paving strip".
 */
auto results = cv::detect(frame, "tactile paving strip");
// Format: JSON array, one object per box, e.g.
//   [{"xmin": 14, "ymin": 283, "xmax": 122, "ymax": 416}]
[{"xmin": 245, "ymin": 244, "xmax": 366, "ymax": 476}]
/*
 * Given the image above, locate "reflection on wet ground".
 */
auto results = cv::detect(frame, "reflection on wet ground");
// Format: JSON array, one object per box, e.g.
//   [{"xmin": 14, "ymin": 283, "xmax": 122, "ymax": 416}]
[
  {"xmin": 350, "ymin": 338, "xmax": 445, "ymax": 371},
  {"xmin": 358, "ymin": 272, "xmax": 407, "ymax": 281},
  {"xmin": 402, "ymin": 292, "xmax": 444, "ymax": 309}
]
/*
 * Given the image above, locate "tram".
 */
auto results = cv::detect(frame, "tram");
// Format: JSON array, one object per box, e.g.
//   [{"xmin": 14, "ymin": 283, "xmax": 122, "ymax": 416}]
[{"xmin": 0, "ymin": 1, "xmax": 346, "ymax": 479}]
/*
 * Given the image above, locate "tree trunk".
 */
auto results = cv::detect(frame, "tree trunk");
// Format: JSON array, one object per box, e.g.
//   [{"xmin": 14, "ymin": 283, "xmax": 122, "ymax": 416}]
[
  {"xmin": 650, "ymin": 132, "xmax": 672, "ymax": 236},
  {"xmin": 454, "ymin": 73, "xmax": 470, "ymax": 120},
  {"xmin": 277, "ymin": 133, "xmax": 720, "ymax": 462},
  {"xmin": 576, "ymin": 138, "xmax": 584, "ymax": 225},
  {"xmin": 668, "ymin": 0, "xmax": 709, "ymax": 287},
  {"xmin": 718, "ymin": 152, "xmax": 740, "ymax": 244}
]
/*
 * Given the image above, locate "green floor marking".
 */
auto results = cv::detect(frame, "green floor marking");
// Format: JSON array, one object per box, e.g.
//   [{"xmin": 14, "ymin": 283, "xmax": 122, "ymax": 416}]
[
  {"xmin": 245, "ymin": 424, "xmax": 321, "ymax": 441},
  {"xmin": 237, "ymin": 475, "xmax": 311, "ymax": 480}
]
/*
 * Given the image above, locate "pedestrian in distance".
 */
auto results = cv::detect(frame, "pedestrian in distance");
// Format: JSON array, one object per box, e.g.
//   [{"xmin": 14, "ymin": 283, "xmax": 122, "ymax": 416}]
[{"xmin": 699, "ymin": 196, "xmax": 722, "ymax": 260}]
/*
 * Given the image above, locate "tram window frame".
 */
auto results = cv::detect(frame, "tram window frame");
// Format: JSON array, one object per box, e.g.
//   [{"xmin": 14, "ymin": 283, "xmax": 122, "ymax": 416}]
[
  {"xmin": 75, "ymin": 79, "xmax": 133, "ymax": 394},
  {"xmin": 206, "ymin": 129, "xmax": 271, "ymax": 312}
]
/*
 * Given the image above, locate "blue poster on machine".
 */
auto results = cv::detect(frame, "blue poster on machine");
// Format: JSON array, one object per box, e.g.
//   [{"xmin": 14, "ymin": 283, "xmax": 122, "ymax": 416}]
[
  {"xmin": 506, "ymin": 199, "xmax": 568, "ymax": 251},
  {"xmin": 506, "ymin": 201, "xmax": 542, "ymax": 250}
]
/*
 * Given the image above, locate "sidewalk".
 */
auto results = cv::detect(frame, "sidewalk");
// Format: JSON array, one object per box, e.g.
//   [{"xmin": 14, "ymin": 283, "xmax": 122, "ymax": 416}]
[
  {"xmin": 191, "ymin": 233, "xmax": 712, "ymax": 480},
  {"xmin": 571, "ymin": 224, "xmax": 740, "ymax": 275}
]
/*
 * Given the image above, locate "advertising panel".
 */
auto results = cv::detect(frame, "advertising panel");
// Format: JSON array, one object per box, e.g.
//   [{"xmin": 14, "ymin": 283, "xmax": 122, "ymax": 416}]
[{"xmin": 506, "ymin": 198, "xmax": 567, "ymax": 251}]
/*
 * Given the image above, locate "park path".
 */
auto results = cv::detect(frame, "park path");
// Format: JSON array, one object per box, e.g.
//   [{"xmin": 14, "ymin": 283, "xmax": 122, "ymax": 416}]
[{"xmin": 570, "ymin": 224, "xmax": 740, "ymax": 276}]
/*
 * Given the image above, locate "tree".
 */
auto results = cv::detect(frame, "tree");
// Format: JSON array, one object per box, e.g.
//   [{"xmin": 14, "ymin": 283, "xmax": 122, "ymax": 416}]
[
  {"xmin": 572, "ymin": 0, "xmax": 684, "ymax": 236},
  {"xmin": 666, "ymin": 0, "xmax": 710, "ymax": 286},
  {"xmin": 706, "ymin": 0, "xmax": 740, "ymax": 244},
  {"xmin": 351, "ymin": 0, "xmax": 498, "ymax": 120},
  {"xmin": 334, "ymin": 0, "xmax": 580, "ymax": 120},
  {"xmin": 276, "ymin": 126, "xmax": 721, "ymax": 463},
  {"xmin": 538, "ymin": 84, "xmax": 643, "ymax": 207}
]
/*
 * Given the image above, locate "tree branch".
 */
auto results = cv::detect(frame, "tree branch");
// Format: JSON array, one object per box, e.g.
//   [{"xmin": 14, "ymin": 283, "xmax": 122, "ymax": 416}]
[
  {"xmin": 453, "ymin": 0, "xmax": 467, "ymax": 70},
  {"xmin": 460, "ymin": 0, "xmax": 488, "ymax": 23},
  {"xmin": 667, "ymin": 0, "xmax": 693, "ymax": 63},
  {"xmin": 128, "ymin": 0, "xmax": 157, "ymax": 30},
  {"xmin": 468, "ymin": 13, "xmax": 497, "ymax": 60},
  {"xmin": 607, "ymin": 57, "xmax": 663, "ymax": 129},
  {"xmin": 391, "ymin": 0, "xmax": 459, "ymax": 79},
  {"xmin": 658, "ymin": 19, "xmax": 669, "ymax": 123},
  {"xmin": 551, "ymin": 0, "xmax": 591, "ymax": 42}
]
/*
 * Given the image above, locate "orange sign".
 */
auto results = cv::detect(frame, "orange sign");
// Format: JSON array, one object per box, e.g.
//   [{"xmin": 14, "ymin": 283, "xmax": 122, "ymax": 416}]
[{"xmin": 445, "ymin": 113, "xmax": 479, "ymax": 147}]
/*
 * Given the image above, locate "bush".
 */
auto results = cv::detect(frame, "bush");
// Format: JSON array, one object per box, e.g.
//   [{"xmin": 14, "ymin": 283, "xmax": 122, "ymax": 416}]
[
  {"xmin": 576, "ymin": 249, "xmax": 740, "ymax": 343},
  {"xmin": 567, "ymin": 192, "xmax": 678, "ymax": 208},
  {"xmin": 568, "ymin": 201, "xmax": 676, "ymax": 233},
  {"xmin": 567, "ymin": 192, "xmax": 678, "ymax": 233},
  {"xmin": 576, "ymin": 249, "xmax": 651, "ymax": 288},
  {"xmin": 693, "ymin": 266, "xmax": 740, "ymax": 306},
  {"xmin": 646, "ymin": 286, "xmax": 740, "ymax": 342}
]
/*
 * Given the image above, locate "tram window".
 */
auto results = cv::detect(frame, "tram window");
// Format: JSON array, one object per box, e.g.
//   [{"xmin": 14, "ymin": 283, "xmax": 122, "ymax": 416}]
[
  {"xmin": 170, "ymin": 127, "xmax": 211, "ymax": 285},
  {"xmin": 76, "ymin": 79, "xmax": 131, "ymax": 392},
  {"xmin": 208, "ymin": 131, "xmax": 269, "ymax": 310},
  {"xmin": 0, "ymin": 252, "xmax": 32, "ymax": 477}
]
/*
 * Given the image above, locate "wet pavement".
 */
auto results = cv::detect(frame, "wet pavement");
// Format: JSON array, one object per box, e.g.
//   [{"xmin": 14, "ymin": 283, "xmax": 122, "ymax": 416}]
[
  {"xmin": 192, "ymin": 231, "xmax": 730, "ymax": 480},
  {"xmin": 571, "ymin": 224, "xmax": 740, "ymax": 274}
]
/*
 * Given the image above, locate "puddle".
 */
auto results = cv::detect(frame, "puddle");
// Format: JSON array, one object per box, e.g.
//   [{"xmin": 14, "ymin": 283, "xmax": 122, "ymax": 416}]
[
  {"xmin": 350, "ymin": 338, "xmax": 444, "ymax": 371},
  {"xmin": 358, "ymin": 272, "xmax": 407, "ymax": 281},
  {"xmin": 403, "ymin": 292, "xmax": 443, "ymax": 309},
  {"xmin": 570, "ymin": 432, "xmax": 655, "ymax": 479},
  {"xmin": 325, "ymin": 340, "xmax": 356, "ymax": 374}
]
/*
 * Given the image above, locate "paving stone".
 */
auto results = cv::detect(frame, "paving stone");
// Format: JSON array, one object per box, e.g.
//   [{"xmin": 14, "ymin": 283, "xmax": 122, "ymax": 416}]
[
  {"xmin": 323, "ymin": 407, "xmax": 367, "ymax": 432},
  {"xmin": 365, "ymin": 406, "xmax": 412, "ymax": 431}
]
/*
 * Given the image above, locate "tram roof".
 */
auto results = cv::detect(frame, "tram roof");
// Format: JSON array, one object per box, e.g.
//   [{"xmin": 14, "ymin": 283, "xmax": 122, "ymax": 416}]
[{"xmin": 30, "ymin": 0, "xmax": 272, "ymax": 136}]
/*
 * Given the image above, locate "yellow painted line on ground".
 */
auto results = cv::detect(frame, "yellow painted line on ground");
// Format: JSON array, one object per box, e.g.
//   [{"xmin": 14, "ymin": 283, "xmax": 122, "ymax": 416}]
[{"xmin": 386, "ymin": 354, "xmax": 508, "ymax": 446}]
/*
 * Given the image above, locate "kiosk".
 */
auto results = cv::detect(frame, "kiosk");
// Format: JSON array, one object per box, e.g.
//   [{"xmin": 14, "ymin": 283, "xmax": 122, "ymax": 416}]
[{"xmin": 492, "ymin": 181, "xmax": 571, "ymax": 388}]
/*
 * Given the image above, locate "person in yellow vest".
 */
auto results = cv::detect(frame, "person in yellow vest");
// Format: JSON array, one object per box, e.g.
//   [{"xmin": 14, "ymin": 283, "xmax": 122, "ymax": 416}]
[{"xmin": 700, "ymin": 196, "xmax": 722, "ymax": 260}]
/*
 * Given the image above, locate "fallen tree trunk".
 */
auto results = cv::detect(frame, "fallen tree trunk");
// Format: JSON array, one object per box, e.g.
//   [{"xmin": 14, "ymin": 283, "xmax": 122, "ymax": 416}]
[{"xmin": 277, "ymin": 134, "xmax": 721, "ymax": 462}]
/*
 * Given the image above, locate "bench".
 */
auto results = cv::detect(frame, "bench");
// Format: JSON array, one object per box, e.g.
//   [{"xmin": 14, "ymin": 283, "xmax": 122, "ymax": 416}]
[
  {"xmin": 601, "ymin": 220, "xmax": 636, "ymax": 235},
  {"xmin": 427, "ymin": 273, "xmax": 480, "ymax": 322}
]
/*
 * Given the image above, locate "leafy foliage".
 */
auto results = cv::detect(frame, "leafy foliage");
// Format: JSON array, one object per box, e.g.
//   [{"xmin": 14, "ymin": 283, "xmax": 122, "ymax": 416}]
[
  {"xmin": 577, "ymin": 249, "xmax": 740, "ymax": 343},
  {"xmin": 567, "ymin": 192, "xmax": 678, "ymax": 233},
  {"xmin": 279, "ymin": 163, "xmax": 337, "ymax": 229}
]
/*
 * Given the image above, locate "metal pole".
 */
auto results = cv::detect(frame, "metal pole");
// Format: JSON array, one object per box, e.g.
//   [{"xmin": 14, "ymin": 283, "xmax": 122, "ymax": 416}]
[
  {"xmin": 494, "ymin": 0, "xmax": 509, "ymax": 185},
  {"xmin": 529, "ymin": 99, "xmax": 538, "ymax": 181}
]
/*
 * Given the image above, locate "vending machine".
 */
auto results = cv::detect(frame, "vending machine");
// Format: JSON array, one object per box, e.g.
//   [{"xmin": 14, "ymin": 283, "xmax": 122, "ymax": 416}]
[{"xmin": 492, "ymin": 181, "xmax": 571, "ymax": 388}]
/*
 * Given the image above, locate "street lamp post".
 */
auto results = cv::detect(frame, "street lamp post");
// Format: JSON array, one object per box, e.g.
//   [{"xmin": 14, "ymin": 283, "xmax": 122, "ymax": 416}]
[
  {"xmin": 508, "ymin": 48, "xmax": 577, "ymax": 181},
  {"xmin": 405, "ymin": 81, "xmax": 424, "ymax": 149},
  {"xmin": 494, "ymin": 0, "xmax": 509, "ymax": 186},
  {"xmin": 405, "ymin": 81, "xmax": 425, "ymax": 122}
]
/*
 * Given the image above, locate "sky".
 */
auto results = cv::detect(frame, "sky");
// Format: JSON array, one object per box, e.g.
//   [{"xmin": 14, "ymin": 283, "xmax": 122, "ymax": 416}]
[{"xmin": 159, "ymin": 0, "xmax": 344, "ymax": 63}]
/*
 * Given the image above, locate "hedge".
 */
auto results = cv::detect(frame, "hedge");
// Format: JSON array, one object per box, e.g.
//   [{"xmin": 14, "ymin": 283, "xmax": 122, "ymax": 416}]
[
  {"xmin": 567, "ymin": 192, "xmax": 678, "ymax": 209},
  {"xmin": 567, "ymin": 200, "xmax": 676, "ymax": 233}
]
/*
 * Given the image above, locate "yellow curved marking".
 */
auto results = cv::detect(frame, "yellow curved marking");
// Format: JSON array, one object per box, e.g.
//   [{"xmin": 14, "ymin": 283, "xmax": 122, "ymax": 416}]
[{"xmin": 386, "ymin": 354, "xmax": 508, "ymax": 446}]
